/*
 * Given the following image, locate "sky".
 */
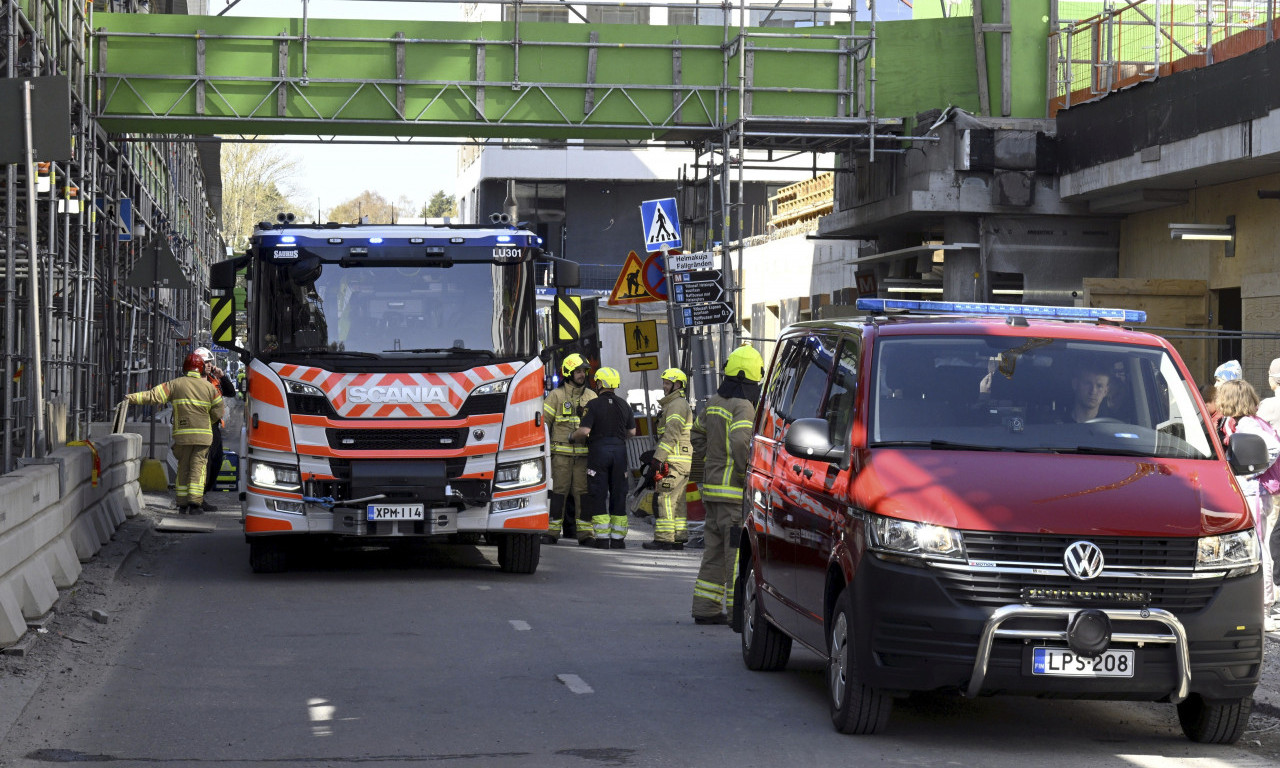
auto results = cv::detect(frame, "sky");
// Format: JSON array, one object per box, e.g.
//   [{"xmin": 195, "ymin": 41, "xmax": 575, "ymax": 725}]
[{"xmin": 221, "ymin": 0, "xmax": 916, "ymax": 219}]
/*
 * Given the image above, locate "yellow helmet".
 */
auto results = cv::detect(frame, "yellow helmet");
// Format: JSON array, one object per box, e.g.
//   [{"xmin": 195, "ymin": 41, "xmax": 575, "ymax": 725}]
[
  {"xmin": 594, "ymin": 366, "xmax": 621, "ymax": 389},
  {"xmin": 724, "ymin": 344, "xmax": 765, "ymax": 382},
  {"xmin": 561, "ymin": 353, "xmax": 589, "ymax": 378},
  {"xmin": 660, "ymin": 368, "xmax": 687, "ymax": 387}
]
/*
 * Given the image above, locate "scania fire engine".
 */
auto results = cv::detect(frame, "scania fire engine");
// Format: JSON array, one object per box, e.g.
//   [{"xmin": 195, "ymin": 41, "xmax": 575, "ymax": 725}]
[{"xmin": 209, "ymin": 218, "xmax": 577, "ymax": 574}]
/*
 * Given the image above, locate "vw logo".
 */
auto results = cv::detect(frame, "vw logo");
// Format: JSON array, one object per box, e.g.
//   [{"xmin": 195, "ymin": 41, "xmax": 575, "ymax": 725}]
[{"xmin": 1064, "ymin": 541, "xmax": 1105, "ymax": 580}]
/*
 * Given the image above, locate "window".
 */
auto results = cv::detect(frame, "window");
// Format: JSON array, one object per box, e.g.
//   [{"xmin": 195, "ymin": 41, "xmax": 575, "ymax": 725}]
[
  {"xmin": 789, "ymin": 335, "xmax": 837, "ymax": 423},
  {"xmin": 586, "ymin": 5, "xmax": 650, "ymax": 24},
  {"xmin": 669, "ymin": 5, "xmax": 725, "ymax": 26},
  {"xmin": 505, "ymin": 4, "xmax": 568, "ymax": 23},
  {"xmin": 825, "ymin": 337, "xmax": 860, "ymax": 449}
]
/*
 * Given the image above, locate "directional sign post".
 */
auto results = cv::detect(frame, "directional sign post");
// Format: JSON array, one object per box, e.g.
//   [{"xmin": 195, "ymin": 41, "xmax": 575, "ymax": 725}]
[
  {"xmin": 678, "ymin": 302, "xmax": 735, "ymax": 329},
  {"xmin": 670, "ymin": 269, "xmax": 724, "ymax": 305},
  {"xmin": 640, "ymin": 198, "xmax": 681, "ymax": 253}
]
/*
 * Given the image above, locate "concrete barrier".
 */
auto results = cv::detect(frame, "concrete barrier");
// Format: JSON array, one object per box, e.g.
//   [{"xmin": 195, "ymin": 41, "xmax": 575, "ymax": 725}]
[{"xmin": 0, "ymin": 432, "xmax": 143, "ymax": 648}]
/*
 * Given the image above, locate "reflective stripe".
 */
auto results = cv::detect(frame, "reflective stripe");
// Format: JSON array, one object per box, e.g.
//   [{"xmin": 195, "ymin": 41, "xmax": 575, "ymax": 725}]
[{"xmin": 694, "ymin": 579, "xmax": 725, "ymax": 601}]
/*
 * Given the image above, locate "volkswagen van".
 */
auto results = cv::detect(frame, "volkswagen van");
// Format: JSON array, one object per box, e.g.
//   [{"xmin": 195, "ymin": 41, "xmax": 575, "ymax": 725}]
[{"xmin": 736, "ymin": 299, "xmax": 1268, "ymax": 743}]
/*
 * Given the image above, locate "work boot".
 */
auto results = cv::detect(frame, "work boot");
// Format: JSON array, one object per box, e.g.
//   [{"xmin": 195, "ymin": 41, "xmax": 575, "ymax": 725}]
[
  {"xmin": 594, "ymin": 539, "xmax": 611, "ymax": 549},
  {"xmin": 578, "ymin": 537, "xmax": 596, "ymax": 547},
  {"xmin": 641, "ymin": 540, "xmax": 671, "ymax": 550},
  {"xmin": 540, "ymin": 534, "xmax": 559, "ymax": 545},
  {"xmin": 693, "ymin": 613, "xmax": 729, "ymax": 625},
  {"xmin": 672, "ymin": 542, "xmax": 685, "ymax": 551},
  {"xmin": 187, "ymin": 503, "xmax": 204, "ymax": 516},
  {"xmin": 610, "ymin": 538, "xmax": 627, "ymax": 549},
  {"xmin": 201, "ymin": 499, "xmax": 218, "ymax": 512}
]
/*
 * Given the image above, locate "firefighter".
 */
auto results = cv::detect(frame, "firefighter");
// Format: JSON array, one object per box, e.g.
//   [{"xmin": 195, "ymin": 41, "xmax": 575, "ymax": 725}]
[
  {"xmin": 642, "ymin": 367, "xmax": 693, "ymax": 551},
  {"xmin": 689, "ymin": 344, "xmax": 763, "ymax": 625},
  {"xmin": 543, "ymin": 353, "xmax": 597, "ymax": 545},
  {"xmin": 572, "ymin": 367, "xmax": 636, "ymax": 548},
  {"xmin": 194, "ymin": 347, "xmax": 237, "ymax": 511},
  {"xmin": 122, "ymin": 352, "xmax": 225, "ymax": 515}
]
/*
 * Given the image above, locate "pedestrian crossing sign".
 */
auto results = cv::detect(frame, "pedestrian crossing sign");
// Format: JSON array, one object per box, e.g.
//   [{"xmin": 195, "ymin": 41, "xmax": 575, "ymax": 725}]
[{"xmin": 640, "ymin": 198, "xmax": 681, "ymax": 253}]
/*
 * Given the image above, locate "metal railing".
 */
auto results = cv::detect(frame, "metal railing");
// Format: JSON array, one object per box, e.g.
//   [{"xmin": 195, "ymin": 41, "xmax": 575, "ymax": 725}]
[{"xmin": 1050, "ymin": 0, "xmax": 1279, "ymax": 114}]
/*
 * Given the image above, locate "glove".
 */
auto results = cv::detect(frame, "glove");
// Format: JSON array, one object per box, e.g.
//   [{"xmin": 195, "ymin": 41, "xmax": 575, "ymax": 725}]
[{"xmin": 649, "ymin": 457, "xmax": 666, "ymax": 475}]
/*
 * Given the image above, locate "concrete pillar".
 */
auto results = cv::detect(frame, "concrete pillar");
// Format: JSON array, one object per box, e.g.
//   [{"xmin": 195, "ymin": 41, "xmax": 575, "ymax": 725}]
[{"xmin": 943, "ymin": 217, "xmax": 988, "ymax": 302}]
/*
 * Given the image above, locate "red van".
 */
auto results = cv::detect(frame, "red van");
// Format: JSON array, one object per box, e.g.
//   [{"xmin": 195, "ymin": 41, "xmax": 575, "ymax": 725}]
[{"xmin": 736, "ymin": 299, "xmax": 1269, "ymax": 743}]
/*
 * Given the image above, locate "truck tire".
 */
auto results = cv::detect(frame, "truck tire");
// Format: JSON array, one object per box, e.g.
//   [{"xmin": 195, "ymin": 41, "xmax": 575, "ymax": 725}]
[
  {"xmin": 497, "ymin": 533, "xmax": 540, "ymax": 574},
  {"xmin": 741, "ymin": 555, "xmax": 791, "ymax": 671},
  {"xmin": 1176, "ymin": 694, "xmax": 1253, "ymax": 744},
  {"xmin": 828, "ymin": 586, "xmax": 891, "ymax": 734},
  {"xmin": 249, "ymin": 538, "xmax": 288, "ymax": 574}
]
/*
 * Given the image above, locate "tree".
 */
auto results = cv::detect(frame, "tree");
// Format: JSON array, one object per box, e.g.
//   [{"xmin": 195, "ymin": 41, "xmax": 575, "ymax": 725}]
[
  {"xmin": 219, "ymin": 142, "xmax": 304, "ymax": 252},
  {"xmin": 327, "ymin": 190, "xmax": 399, "ymax": 224},
  {"xmin": 422, "ymin": 190, "xmax": 458, "ymax": 219}
]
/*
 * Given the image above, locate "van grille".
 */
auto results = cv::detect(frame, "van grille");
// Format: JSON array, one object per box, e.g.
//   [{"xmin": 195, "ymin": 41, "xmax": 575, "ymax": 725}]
[{"xmin": 940, "ymin": 532, "xmax": 1217, "ymax": 614}]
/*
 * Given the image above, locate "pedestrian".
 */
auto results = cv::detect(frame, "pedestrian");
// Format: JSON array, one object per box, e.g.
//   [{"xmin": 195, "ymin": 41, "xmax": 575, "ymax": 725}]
[
  {"xmin": 542, "ymin": 353, "xmax": 597, "ymax": 545},
  {"xmin": 122, "ymin": 352, "xmax": 225, "ymax": 514},
  {"xmin": 194, "ymin": 347, "xmax": 237, "ymax": 511},
  {"xmin": 689, "ymin": 344, "xmax": 763, "ymax": 625},
  {"xmin": 572, "ymin": 367, "xmax": 636, "ymax": 548},
  {"xmin": 1214, "ymin": 378, "xmax": 1280, "ymax": 632},
  {"xmin": 1258, "ymin": 358, "xmax": 1280, "ymax": 589},
  {"xmin": 643, "ymin": 367, "xmax": 693, "ymax": 551},
  {"xmin": 235, "ymin": 367, "xmax": 247, "ymax": 398}
]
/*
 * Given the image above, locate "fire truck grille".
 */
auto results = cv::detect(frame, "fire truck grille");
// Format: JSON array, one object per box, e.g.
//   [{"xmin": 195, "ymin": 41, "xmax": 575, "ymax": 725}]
[
  {"xmin": 327, "ymin": 428, "xmax": 467, "ymax": 451},
  {"xmin": 456, "ymin": 393, "xmax": 506, "ymax": 417}
]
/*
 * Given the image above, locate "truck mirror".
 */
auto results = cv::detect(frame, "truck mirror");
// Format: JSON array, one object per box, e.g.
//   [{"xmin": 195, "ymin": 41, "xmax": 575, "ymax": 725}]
[{"xmin": 552, "ymin": 258, "xmax": 580, "ymax": 288}]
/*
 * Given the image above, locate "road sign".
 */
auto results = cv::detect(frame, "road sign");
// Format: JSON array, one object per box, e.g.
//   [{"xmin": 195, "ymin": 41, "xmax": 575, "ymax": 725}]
[
  {"xmin": 641, "ymin": 252, "xmax": 668, "ymax": 300},
  {"xmin": 629, "ymin": 355, "xmax": 659, "ymax": 372},
  {"xmin": 672, "ymin": 280, "xmax": 724, "ymax": 305},
  {"xmin": 678, "ymin": 302, "xmax": 735, "ymax": 329},
  {"xmin": 856, "ymin": 270, "xmax": 878, "ymax": 297},
  {"xmin": 608, "ymin": 251, "xmax": 661, "ymax": 306},
  {"xmin": 665, "ymin": 251, "xmax": 714, "ymax": 271},
  {"xmin": 640, "ymin": 198, "xmax": 681, "ymax": 252},
  {"xmin": 624, "ymin": 319, "xmax": 659, "ymax": 355}
]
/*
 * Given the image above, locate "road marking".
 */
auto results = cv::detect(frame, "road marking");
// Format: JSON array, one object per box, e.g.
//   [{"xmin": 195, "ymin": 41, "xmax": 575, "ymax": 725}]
[
  {"xmin": 510, "ymin": 620, "xmax": 531, "ymax": 631},
  {"xmin": 307, "ymin": 697, "xmax": 334, "ymax": 737},
  {"xmin": 556, "ymin": 674, "xmax": 594, "ymax": 694},
  {"xmin": 477, "ymin": 585, "xmax": 491, "ymax": 590}
]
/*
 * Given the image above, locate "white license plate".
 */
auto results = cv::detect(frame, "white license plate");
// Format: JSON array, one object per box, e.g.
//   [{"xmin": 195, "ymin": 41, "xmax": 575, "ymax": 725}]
[
  {"xmin": 367, "ymin": 503, "xmax": 425, "ymax": 521},
  {"xmin": 1032, "ymin": 647, "xmax": 1135, "ymax": 678}
]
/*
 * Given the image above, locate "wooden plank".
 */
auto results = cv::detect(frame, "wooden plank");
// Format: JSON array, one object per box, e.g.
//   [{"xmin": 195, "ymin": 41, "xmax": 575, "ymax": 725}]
[
  {"xmin": 1244, "ymin": 296, "xmax": 1280, "ymax": 385},
  {"xmin": 672, "ymin": 38, "xmax": 682, "ymax": 124},
  {"xmin": 1243, "ymin": 271, "xmax": 1280, "ymax": 299},
  {"xmin": 1083, "ymin": 277, "xmax": 1211, "ymax": 383},
  {"xmin": 475, "ymin": 41, "xmax": 485, "ymax": 120},
  {"xmin": 395, "ymin": 32, "xmax": 406, "ymax": 117},
  {"xmin": 973, "ymin": 0, "xmax": 991, "ymax": 116},
  {"xmin": 1082, "ymin": 278, "xmax": 1209, "ymax": 296},
  {"xmin": 196, "ymin": 29, "xmax": 206, "ymax": 116},
  {"xmin": 277, "ymin": 39, "xmax": 288, "ymax": 116},
  {"xmin": 585, "ymin": 31, "xmax": 598, "ymax": 115}
]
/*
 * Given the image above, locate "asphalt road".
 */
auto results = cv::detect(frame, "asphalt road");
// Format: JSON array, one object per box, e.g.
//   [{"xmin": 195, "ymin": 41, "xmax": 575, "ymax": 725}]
[{"xmin": 3, "ymin": 497, "xmax": 1280, "ymax": 768}]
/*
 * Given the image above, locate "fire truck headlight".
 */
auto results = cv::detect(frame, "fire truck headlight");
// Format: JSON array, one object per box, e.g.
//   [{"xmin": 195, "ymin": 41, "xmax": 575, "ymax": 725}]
[
  {"xmin": 249, "ymin": 461, "xmax": 302, "ymax": 492},
  {"xmin": 472, "ymin": 379, "xmax": 511, "ymax": 397},
  {"xmin": 495, "ymin": 458, "xmax": 543, "ymax": 490}
]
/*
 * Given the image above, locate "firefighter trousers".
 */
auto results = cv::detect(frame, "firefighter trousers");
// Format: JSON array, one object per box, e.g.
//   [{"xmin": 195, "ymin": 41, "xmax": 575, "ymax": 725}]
[
  {"xmin": 172, "ymin": 444, "xmax": 210, "ymax": 508},
  {"xmin": 692, "ymin": 499, "xmax": 742, "ymax": 619},
  {"xmin": 585, "ymin": 439, "xmax": 629, "ymax": 541},
  {"xmin": 652, "ymin": 463, "xmax": 689, "ymax": 544},
  {"xmin": 549, "ymin": 453, "xmax": 589, "ymax": 540}
]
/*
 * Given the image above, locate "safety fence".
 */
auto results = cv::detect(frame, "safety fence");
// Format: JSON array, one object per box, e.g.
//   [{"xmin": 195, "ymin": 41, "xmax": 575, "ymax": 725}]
[
  {"xmin": 1050, "ymin": 0, "xmax": 1280, "ymax": 114},
  {"xmin": 0, "ymin": 433, "xmax": 144, "ymax": 648}
]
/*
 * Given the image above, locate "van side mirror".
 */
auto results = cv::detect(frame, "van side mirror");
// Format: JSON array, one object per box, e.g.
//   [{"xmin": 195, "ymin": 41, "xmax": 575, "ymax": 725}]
[
  {"xmin": 1226, "ymin": 432, "xmax": 1269, "ymax": 475},
  {"xmin": 784, "ymin": 417, "xmax": 846, "ymax": 464}
]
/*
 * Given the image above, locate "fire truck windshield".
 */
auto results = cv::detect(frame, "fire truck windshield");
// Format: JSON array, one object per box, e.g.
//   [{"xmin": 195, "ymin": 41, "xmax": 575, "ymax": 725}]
[{"xmin": 255, "ymin": 260, "xmax": 536, "ymax": 361}]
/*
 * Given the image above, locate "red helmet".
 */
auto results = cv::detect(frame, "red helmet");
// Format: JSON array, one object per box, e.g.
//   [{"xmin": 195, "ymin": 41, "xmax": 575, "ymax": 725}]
[{"xmin": 183, "ymin": 353, "xmax": 206, "ymax": 373}]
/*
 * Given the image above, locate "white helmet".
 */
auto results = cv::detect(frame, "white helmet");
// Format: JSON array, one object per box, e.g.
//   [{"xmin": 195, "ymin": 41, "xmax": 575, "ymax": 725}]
[{"xmin": 193, "ymin": 346, "xmax": 212, "ymax": 362}]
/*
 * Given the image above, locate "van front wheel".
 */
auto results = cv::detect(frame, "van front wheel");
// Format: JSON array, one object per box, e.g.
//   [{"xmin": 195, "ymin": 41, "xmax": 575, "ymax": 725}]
[
  {"xmin": 741, "ymin": 556, "xmax": 791, "ymax": 671},
  {"xmin": 828, "ymin": 587, "xmax": 891, "ymax": 734},
  {"xmin": 1176, "ymin": 694, "xmax": 1252, "ymax": 744}
]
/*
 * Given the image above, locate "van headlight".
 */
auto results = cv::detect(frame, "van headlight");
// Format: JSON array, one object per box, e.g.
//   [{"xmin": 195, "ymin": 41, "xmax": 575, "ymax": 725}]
[
  {"xmin": 494, "ymin": 458, "xmax": 543, "ymax": 491},
  {"xmin": 1196, "ymin": 530, "xmax": 1259, "ymax": 576},
  {"xmin": 249, "ymin": 461, "xmax": 302, "ymax": 492},
  {"xmin": 868, "ymin": 514, "xmax": 965, "ymax": 560}
]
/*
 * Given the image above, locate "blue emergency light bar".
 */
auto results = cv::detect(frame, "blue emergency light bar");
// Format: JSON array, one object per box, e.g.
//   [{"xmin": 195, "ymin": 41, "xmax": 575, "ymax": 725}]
[{"xmin": 854, "ymin": 298, "xmax": 1147, "ymax": 324}]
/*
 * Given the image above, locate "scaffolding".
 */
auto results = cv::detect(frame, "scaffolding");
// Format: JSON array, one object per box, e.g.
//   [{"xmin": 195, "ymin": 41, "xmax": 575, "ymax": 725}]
[{"xmin": 1, "ymin": 0, "xmax": 222, "ymax": 472}]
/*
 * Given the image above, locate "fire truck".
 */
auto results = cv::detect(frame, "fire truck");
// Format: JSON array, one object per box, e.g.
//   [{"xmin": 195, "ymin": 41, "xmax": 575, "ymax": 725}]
[{"xmin": 208, "ymin": 216, "xmax": 578, "ymax": 574}]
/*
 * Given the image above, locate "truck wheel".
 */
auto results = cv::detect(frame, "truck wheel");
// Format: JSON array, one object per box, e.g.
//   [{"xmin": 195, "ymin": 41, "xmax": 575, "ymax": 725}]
[
  {"xmin": 741, "ymin": 555, "xmax": 791, "ymax": 671},
  {"xmin": 828, "ymin": 586, "xmax": 891, "ymax": 734},
  {"xmin": 1176, "ymin": 694, "xmax": 1252, "ymax": 744},
  {"xmin": 497, "ymin": 533, "xmax": 540, "ymax": 574},
  {"xmin": 249, "ymin": 538, "xmax": 288, "ymax": 574}
]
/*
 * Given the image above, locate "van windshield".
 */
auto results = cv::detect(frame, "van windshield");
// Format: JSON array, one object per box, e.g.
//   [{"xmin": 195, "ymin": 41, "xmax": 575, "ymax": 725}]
[{"xmin": 870, "ymin": 335, "xmax": 1215, "ymax": 459}]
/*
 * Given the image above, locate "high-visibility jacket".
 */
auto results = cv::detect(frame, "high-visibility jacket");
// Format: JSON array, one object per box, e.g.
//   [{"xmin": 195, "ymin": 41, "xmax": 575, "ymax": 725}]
[
  {"xmin": 691, "ymin": 394, "xmax": 754, "ymax": 503},
  {"xmin": 653, "ymin": 390, "xmax": 693, "ymax": 469},
  {"xmin": 127, "ymin": 371, "xmax": 224, "ymax": 446},
  {"xmin": 544, "ymin": 382, "xmax": 596, "ymax": 457}
]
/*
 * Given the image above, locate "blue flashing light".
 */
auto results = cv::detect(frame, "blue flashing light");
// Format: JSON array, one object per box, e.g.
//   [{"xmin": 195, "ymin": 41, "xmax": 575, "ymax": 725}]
[
  {"xmin": 369, "ymin": 237, "xmax": 383, "ymax": 244},
  {"xmin": 854, "ymin": 298, "xmax": 1147, "ymax": 324},
  {"xmin": 497, "ymin": 235, "xmax": 513, "ymax": 243},
  {"xmin": 280, "ymin": 235, "xmax": 296, "ymax": 244}
]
